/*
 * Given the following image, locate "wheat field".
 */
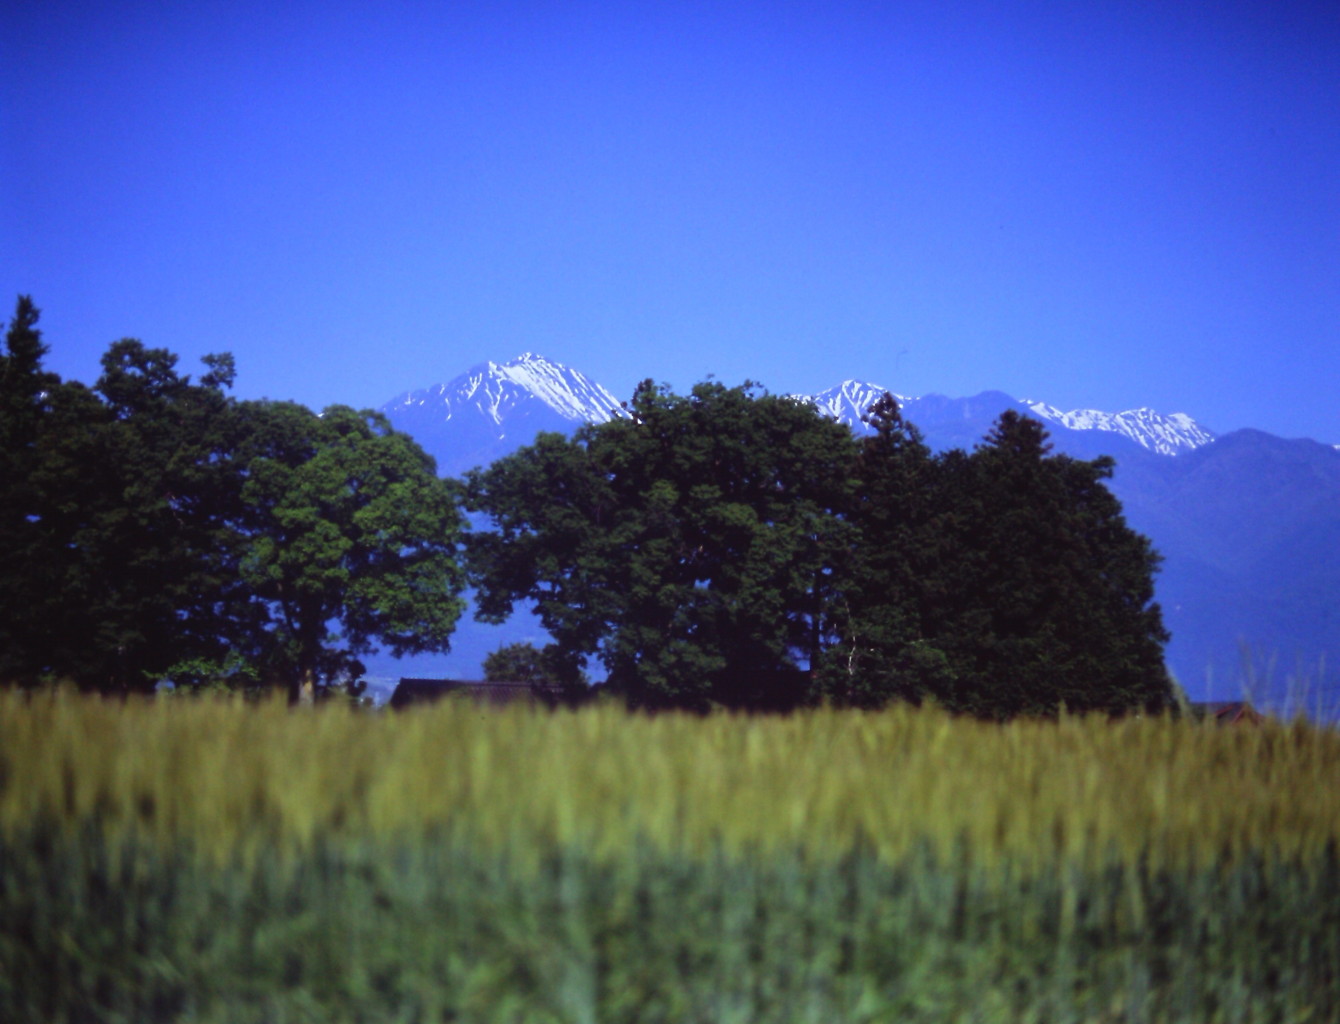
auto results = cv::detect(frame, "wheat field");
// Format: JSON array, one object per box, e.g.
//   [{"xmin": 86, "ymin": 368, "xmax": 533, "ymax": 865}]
[{"xmin": 2, "ymin": 690, "xmax": 1338, "ymax": 1022}]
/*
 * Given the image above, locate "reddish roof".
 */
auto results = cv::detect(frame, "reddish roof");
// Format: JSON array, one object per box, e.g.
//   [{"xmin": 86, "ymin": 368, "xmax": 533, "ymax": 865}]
[{"xmin": 1189, "ymin": 701, "xmax": 1265, "ymax": 725}]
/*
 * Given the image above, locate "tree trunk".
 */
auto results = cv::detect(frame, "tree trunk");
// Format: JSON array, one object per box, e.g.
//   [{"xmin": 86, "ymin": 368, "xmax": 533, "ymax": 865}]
[{"xmin": 293, "ymin": 598, "xmax": 320, "ymax": 706}]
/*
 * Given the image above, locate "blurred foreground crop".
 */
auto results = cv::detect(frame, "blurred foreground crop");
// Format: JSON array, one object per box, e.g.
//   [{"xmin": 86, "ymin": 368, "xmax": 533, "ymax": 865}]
[{"xmin": 2, "ymin": 692, "xmax": 1338, "ymax": 1022}]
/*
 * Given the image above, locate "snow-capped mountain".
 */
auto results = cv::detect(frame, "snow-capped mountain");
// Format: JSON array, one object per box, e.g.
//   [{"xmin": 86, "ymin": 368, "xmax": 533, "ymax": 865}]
[
  {"xmin": 381, "ymin": 353, "xmax": 624, "ymax": 475},
  {"xmin": 387, "ymin": 352, "xmax": 623, "ymax": 430},
  {"xmin": 801, "ymin": 381, "xmax": 915, "ymax": 427},
  {"xmin": 383, "ymin": 356, "xmax": 1220, "ymax": 475},
  {"xmin": 799, "ymin": 380, "xmax": 1215, "ymax": 457},
  {"xmin": 1022, "ymin": 400, "xmax": 1215, "ymax": 456}
]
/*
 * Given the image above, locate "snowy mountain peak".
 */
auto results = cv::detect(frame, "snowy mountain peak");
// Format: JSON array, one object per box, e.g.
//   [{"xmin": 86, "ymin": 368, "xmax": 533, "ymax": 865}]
[
  {"xmin": 388, "ymin": 353, "xmax": 625, "ymax": 430},
  {"xmin": 1021, "ymin": 400, "xmax": 1215, "ymax": 456},
  {"xmin": 799, "ymin": 381, "xmax": 915, "ymax": 427},
  {"xmin": 489, "ymin": 353, "xmax": 626, "ymax": 424}
]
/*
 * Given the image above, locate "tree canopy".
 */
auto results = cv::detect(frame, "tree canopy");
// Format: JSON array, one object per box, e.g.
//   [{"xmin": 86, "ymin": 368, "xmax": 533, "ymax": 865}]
[
  {"xmin": 820, "ymin": 405, "xmax": 1172, "ymax": 717},
  {"xmin": 0, "ymin": 297, "xmax": 466, "ymax": 700},
  {"xmin": 814, "ymin": 393, "xmax": 951, "ymax": 708},
  {"xmin": 467, "ymin": 383, "xmax": 1174, "ymax": 716},
  {"xmin": 465, "ymin": 379, "xmax": 858, "ymax": 710},
  {"xmin": 481, "ymin": 641, "xmax": 588, "ymax": 693},
  {"xmin": 232, "ymin": 401, "xmax": 466, "ymax": 703},
  {"xmin": 934, "ymin": 410, "xmax": 1171, "ymax": 716},
  {"xmin": 0, "ymin": 319, "xmax": 244, "ymax": 690}
]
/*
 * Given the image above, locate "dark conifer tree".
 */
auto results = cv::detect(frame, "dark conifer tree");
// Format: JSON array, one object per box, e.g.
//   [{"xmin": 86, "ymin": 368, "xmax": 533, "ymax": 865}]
[
  {"xmin": 818, "ymin": 393, "xmax": 953, "ymax": 707},
  {"xmin": 0, "ymin": 297, "xmax": 63, "ymax": 683},
  {"xmin": 931, "ymin": 410, "xmax": 1173, "ymax": 717}
]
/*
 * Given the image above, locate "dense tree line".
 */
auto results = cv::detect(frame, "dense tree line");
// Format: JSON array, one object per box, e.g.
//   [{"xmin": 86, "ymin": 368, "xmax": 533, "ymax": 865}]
[
  {"xmin": 0, "ymin": 298, "xmax": 464, "ymax": 702},
  {"xmin": 2, "ymin": 297, "xmax": 1172, "ymax": 715},
  {"xmin": 465, "ymin": 382, "xmax": 1174, "ymax": 716}
]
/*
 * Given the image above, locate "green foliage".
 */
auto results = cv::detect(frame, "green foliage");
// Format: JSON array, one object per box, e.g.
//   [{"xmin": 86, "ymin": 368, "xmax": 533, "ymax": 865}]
[
  {"xmin": 160, "ymin": 652, "xmax": 262, "ymax": 694},
  {"xmin": 231, "ymin": 401, "xmax": 467, "ymax": 702},
  {"xmin": 0, "ymin": 298, "xmax": 466, "ymax": 699},
  {"xmin": 817, "ymin": 393, "xmax": 948, "ymax": 707},
  {"xmin": 817, "ymin": 400, "xmax": 1173, "ymax": 717},
  {"xmin": 482, "ymin": 640, "xmax": 586, "ymax": 691},
  {"xmin": 0, "ymin": 306, "xmax": 244, "ymax": 691},
  {"xmin": 2, "ymin": 296, "xmax": 1170, "ymax": 716},
  {"xmin": 0, "ymin": 296, "xmax": 60, "ymax": 683},
  {"xmin": 466, "ymin": 380, "xmax": 858, "ymax": 709}
]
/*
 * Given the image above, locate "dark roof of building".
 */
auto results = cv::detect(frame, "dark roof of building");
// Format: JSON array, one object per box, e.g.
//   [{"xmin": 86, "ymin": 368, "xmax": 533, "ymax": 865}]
[{"xmin": 389, "ymin": 677, "xmax": 568, "ymax": 710}]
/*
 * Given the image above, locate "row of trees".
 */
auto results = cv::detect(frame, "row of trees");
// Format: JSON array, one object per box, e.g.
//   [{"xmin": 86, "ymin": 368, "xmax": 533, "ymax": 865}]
[
  {"xmin": 465, "ymin": 381, "xmax": 1173, "ymax": 716},
  {"xmin": 2, "ymin": 297, "xmax": 1174, "ymax": 715},
  {"xmin": 0, "ymin": 298, "xmax": 464, "ymax": 702}
]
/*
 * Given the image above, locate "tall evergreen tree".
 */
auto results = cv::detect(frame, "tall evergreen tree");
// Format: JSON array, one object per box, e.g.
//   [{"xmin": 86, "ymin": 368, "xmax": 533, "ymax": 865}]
[
  {"xmin": 0, "ymin": 297, "xmax": 51, "ymax": 455},
  {"xmin": 0, "ymin": 297, "xmax": 47, "ymax": 602},
  {"xmin": 929, "ymin": 410, "xmax": 1173, "ymax": 716},
  {"xmin": 817, "ymin": 393, "xmax": 953, "ymax": 707},
  {"xmin": 0, "ymin": 297, "xmax": 63, "ymax": 683}
]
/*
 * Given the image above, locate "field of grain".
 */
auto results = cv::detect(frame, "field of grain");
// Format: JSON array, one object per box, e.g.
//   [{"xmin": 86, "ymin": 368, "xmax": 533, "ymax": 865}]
[{"xmin": 2, "ymin": 690, "xmax": 1338, "ymax": 1022}]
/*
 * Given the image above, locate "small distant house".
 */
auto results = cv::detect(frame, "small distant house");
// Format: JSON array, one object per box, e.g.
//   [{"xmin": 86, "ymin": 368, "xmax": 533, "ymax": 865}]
[
  {"xmin": 1188, "ymin": 701, "xmax": 1265, "ymax": 726},
  {"xmin": 389, "ymin": 678, "xmax": 568, "ymax": 710}
]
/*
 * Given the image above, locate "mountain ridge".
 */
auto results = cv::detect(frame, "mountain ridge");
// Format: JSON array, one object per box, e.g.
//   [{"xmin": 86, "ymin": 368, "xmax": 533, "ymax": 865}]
[
  {"xmin": 382, "ymin": 353, "xmax": 1221, "ymax": 472},
  {"xmin": 801, "ymin": 379, "xmax": 1216, "ymax": 457}
]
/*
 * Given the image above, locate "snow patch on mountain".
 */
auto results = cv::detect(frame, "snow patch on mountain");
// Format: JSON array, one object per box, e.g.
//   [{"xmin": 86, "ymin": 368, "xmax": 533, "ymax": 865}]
[{"xmin": 1021, "ymin": 401, "xmax": 1215, "ymax": 456}]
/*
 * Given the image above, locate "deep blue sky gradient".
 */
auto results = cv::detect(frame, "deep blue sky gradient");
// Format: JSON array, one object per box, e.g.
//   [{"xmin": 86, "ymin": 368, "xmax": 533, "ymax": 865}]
[{"xmin": 4, "ymin": 0, "xmax": 1337, "ymax": 442}]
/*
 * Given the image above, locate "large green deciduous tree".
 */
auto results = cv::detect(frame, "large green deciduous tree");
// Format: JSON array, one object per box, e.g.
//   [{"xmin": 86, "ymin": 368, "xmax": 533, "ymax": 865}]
[
  {"xmin": 234, "ymin": 402, "xmax": 466, "ymax": 703},
  {"xmin": 465, "ymin": 380, "xmax": 858, "ymax": 710}
]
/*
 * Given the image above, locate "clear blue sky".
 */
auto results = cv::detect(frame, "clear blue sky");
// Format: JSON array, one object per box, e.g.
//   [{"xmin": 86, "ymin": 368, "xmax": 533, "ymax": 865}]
[{"xmin": 4, "ymin": 0, "xmax": 1337, "ymax": 442}]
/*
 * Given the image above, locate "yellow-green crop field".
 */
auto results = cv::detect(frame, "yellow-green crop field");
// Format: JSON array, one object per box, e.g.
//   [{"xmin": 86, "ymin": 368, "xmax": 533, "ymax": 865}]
[{"xmin": 2, "ymin": 690, "xmax": 1339, "ymax": 1023}]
